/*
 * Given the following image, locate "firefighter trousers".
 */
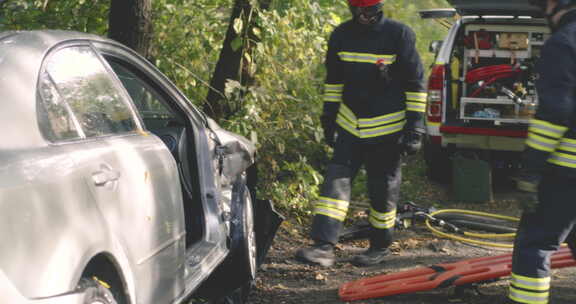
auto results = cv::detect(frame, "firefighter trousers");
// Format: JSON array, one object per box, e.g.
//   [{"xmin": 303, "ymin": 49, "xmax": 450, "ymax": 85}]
[
  {"xmin": 311, "ymin": 130, "xmax": 402, "ymax": 248},
  {"xmin": 508, "ymin": 174, "xmax": 576, "ymax": 304}
]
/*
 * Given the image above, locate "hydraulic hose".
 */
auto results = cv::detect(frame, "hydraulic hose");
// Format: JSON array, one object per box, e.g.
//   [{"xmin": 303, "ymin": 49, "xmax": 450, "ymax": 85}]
[{"xmin": 424, "ymin": 209, "xmax": 519, "ymax": 249}]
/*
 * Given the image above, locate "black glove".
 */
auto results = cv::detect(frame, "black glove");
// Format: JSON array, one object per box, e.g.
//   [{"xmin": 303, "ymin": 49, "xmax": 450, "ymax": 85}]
[
  {"xmin": 399, "ymin": 131, "xmax": 423, "ymax": 156},
  {"xmin": 320, "ymin": 115, "xmax": 337, "ymax": 147},
  {"xmin": 512, "ymin": 170, "xmax": 540, "ymax": 213}
]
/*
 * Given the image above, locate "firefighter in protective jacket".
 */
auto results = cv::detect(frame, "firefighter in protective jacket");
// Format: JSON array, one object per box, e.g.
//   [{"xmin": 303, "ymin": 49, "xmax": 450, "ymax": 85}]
[
  {"xmin": 506, "ymin": 0, "xmax": 576, "ymax": 303},
  {"xmin": 295, "ymin": 0, "xmax": 427, "ymax": 267}
]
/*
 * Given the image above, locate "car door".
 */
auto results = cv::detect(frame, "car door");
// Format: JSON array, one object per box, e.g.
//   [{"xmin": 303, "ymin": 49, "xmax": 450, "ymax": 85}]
[
  {"xmin": 92, "ymin": 41, "xmax": 232, "ymax": 297},
  {"xmin": 41, "ymin": 44, "xmax": 185, "ymax": 304}
]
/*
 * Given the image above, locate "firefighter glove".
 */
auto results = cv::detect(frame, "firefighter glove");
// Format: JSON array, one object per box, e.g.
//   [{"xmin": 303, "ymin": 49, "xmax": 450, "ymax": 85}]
[
  {"xmin": 513, "ymin": 171, "xmax": 540, "ymax": 213},
  {"xmin": 400, "ymin": 131, "xmax": 422, "ymax": 156},
  {"xmin": 320, "ymin": 115, "xmax": 337, "ymax": 147}
]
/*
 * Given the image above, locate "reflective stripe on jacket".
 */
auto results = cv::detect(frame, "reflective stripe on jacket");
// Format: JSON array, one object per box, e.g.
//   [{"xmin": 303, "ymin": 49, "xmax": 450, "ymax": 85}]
[
  {"xmin": 321, "ymin": 17, "xmax": 427, "ymax": 141},
  {"xmin": 522, "ymin": 11, "xmax": 576, "ymax": 177}
]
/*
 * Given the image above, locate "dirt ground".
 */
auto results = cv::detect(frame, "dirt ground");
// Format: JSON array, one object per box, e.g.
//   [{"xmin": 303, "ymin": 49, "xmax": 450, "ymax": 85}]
[{"xmin": 248, "ymin": 180, "xmax": 576, "ymax": 304}]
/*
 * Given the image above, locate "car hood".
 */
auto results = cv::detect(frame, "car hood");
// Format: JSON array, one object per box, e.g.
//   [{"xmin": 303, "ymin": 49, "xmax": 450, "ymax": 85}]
[{"xmin": 448, "ymin": 0, "xmax": 543, "ymax": 17}]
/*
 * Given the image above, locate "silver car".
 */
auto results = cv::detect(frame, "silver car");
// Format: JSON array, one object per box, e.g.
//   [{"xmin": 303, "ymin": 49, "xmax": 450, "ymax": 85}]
[{"xmin": 0, "ymin": 30, "xmax": 282, "ymax": 304}]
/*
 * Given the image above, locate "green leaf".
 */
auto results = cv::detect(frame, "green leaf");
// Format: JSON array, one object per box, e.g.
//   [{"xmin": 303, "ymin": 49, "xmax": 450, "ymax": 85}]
[
  {"xmin": 230, "ymin": 36, "xmax": 243, "ymax": 52},
  {"xmin": 329, "ymin": 12, "xmax": 341, "ymax": 25},
  {"xmin": 252, "ymin": 27, "xmax": 261, "ymax": 39},
  {"xmin": 244, "ymin": 52, "xmax": 252, "ymax": 64},
  {"xmin": 233, "ymin": 17, "xmax": 244, "ymax": 34}
]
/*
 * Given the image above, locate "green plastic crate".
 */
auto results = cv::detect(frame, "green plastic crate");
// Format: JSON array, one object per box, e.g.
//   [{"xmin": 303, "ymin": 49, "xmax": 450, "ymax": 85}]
[{"xmin": 452, "ymin": 154, "xmax": 493, "ymax": 203}]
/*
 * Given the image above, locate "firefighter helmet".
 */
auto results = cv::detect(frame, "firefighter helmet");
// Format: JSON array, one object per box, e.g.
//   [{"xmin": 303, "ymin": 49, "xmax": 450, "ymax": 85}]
[{"xmin": 348, "ymin": 0, "xmax": 381, "ymax": 7}]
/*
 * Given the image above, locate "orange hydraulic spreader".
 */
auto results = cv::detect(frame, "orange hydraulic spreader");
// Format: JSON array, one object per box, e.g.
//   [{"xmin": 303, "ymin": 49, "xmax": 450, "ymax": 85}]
[{"xmin": 340, "ymin": 246, "xmax": 576, "ymax": 302}]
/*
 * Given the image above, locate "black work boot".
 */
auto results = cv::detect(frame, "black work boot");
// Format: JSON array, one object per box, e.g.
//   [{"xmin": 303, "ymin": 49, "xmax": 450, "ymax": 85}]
[
  {"xmin": 351, "ymin": 247, "xmax": 389, "ymax": 267},
  {"xmin": 295, "ymin": 242, "xmax": 335, "ymax": 267}
]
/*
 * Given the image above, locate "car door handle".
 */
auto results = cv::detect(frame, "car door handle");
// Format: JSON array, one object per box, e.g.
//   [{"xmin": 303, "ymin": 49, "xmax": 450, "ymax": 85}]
[{"xmin": 92, "ymin": 165, "xmax": 120, "ymax": 187}]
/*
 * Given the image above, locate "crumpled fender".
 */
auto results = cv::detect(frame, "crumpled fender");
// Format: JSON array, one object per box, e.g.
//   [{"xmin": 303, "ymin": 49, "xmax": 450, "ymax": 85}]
[{"xmin": 207, "ymin": 118, "xmax": 255, "ymax": 180}]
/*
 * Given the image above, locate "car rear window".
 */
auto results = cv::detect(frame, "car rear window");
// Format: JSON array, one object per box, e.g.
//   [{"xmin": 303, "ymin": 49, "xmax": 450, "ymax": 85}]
[{"xmin": 40, "ymin": 46, "xmax": 137, "ymax": 139}]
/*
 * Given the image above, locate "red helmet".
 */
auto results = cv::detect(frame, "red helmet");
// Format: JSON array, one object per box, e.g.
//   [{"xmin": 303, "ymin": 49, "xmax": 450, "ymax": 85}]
[{"xmin": 348, "ymin": 0, "xmax": 381, "ymax": 7}]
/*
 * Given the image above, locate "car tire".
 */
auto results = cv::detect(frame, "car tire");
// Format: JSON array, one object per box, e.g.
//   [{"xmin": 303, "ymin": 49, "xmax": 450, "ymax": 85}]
[
  {"xmin": 195, "ymin": 178, "xmax": 257, "ymax": 300},
  {"xmin": 239, "ymin": 184, "xmax": 257, "ymax": 281},
  {"xmin": 222, "ymin": 182, "xmax": 257, "ymax": 284},
  {"xmin": 78, "ymin": 278, "xmax": 118, "ymax": 304}
]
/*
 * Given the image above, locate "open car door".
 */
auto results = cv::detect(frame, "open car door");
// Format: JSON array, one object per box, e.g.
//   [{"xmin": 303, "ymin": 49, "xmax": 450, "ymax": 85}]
[{"xmin": 447, "ymin": 0, "xmax": 543, "ymax": 17}]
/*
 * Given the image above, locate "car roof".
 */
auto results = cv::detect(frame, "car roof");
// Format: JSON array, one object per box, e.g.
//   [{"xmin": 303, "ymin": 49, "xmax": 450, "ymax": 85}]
[
  {"xmin": 0, "ymin": 30, "xmax": 114, "ymax": 150},
  {"xmin": 447, "ymin": 0, "xmax": 543, "ymax": 18}
]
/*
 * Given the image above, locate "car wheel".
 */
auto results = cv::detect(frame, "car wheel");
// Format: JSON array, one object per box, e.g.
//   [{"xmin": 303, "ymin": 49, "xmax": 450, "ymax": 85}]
[
  {"xmin": 78, "ymin": 278, "xmax": 118, "ymax": 304},
  {"xmin": 195, "ymin": 179, "xmax": 257, "ymax": 300},
  {"xmin": 219, "ymin": 182, "xmax": 258, "ymax": 282},
  {"xmin": 242, "ymin": 185, "xmax": 257, "ymax": 281}
]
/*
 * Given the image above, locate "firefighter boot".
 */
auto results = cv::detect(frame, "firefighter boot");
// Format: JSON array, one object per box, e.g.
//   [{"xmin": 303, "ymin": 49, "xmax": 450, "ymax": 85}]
[
  {"xmin": 351, "ymin": 228, "xmax": 392, "ymax": 267},
  {"xmin": 351, "ymin": 247, "xmax": 389, "ymax": 267},
  {"xmin": 295, "ymin": 242, "xmax": 335, "ymax": 267}
]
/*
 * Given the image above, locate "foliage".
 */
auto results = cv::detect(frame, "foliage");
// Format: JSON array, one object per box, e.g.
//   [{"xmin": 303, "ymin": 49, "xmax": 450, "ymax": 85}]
[
  {"xmin": 0, "ymin": 0, "xmax": 109, "ymax": 33},
  {"xmin": 222, "ymin": 0, "xmax": 450, "ymax": 215},
  {"xmin": 1, "ymin": 0, "xmax": 450, "ymax": 216}
]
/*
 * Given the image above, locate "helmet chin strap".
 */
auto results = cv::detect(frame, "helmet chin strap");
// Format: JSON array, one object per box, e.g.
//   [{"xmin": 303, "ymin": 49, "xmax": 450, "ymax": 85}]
[
  {"xmin": 356, "ymin": 11, "xmax": 382, "ymax": 25},
  {"xmin": 350, "ymin": 3, "xmax": 383, "ymax": 26}
]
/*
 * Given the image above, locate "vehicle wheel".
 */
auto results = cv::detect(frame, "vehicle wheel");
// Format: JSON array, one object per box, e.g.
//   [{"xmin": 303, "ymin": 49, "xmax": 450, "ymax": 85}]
[
  {"xmin": 221, "ymin": 183, "xmax": 258, "ymax": 282},
  {"xmin": 241, "ymin": 184, "xmax": 257, "ymax": 281},
  {"xmin": 195, "ymin": 179, "xmax": 257, "ymax": 299},
  {"xmin": 77, "ymin": 278, "xmax": 118, "ymax": 304},
  {"xmin": 423, "ymin": 140, "xmax": 452, "ymax": 183}
]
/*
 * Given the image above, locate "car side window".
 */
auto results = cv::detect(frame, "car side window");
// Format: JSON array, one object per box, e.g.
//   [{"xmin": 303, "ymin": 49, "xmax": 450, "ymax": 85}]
[
  {"xmin": 105, "ymin": 59, "xmax": 182, "ymax": 129},
  {"xmin": 43, "ymin": 46, "xmax": 137, "ymax": 138},
  {"xmin": 37, "ymin": 71, "xmax": 83, "ymax": 142}
]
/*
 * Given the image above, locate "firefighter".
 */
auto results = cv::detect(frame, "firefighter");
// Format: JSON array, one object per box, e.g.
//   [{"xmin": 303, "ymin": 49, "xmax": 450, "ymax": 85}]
[
  {"xmin": 506, "ymin": 0, "xmax": 576, "ymax": 303},
  {"xmin": 295, "ymin": 0, "xmax": 427, "ymax": 267}
]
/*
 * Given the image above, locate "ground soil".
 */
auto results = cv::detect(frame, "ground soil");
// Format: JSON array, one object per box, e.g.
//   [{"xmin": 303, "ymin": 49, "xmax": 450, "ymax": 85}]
[{"xmin": 248, "ymin": 176, "xmax": 576, "ymax": 304}]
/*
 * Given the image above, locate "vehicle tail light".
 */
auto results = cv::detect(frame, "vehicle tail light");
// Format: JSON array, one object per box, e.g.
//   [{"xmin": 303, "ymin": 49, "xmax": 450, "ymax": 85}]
[{"xmin": 427, "ymin": 64, "xmax": 445, "ymax": 123}]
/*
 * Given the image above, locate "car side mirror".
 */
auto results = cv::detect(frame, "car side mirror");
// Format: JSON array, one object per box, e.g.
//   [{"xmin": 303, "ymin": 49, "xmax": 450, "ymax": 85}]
[{"xmin": 429, "ymin": 40, "xmax": 443, "ymax": 54}]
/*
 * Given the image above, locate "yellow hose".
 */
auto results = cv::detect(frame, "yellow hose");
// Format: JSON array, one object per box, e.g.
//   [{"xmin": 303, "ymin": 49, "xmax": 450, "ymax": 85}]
[{"xmin": 425, "ymin": 209, "xmax": 520, "ymax": 249}]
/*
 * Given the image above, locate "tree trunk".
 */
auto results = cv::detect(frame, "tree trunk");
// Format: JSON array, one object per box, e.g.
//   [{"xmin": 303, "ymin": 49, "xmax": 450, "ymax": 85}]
[
  {"xmin": 203, "ymin": 0, "xmax": 272, "ymax": 120},
  {"xmin": 108, "ymin": 0, "xmax": 153, "ymax": 60}
]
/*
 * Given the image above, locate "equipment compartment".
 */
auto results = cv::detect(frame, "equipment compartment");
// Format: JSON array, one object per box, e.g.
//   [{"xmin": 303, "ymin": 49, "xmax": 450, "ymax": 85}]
[{"xmin": 456, "ymin": 24, "xmax": 549, "ymax": 125}]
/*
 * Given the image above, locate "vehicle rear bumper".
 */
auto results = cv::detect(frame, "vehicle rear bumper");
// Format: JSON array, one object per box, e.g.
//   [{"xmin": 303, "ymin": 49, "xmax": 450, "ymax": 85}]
[
  {"xmin": 430, "ymin": 125, "xmax": 527, "ymax": 151},
  {"xmin": 441, "ymin": 133, "xmax": 525, "ymax": 151}
]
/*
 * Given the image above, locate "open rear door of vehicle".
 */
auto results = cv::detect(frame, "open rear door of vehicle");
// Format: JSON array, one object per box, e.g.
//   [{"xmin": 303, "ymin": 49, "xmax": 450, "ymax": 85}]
[
  {"xmin": 419, "ymin": 8, "xmax": 457, "ymax": 19},
  {"xmin": 419, "ymin": 9, "xmax": 457, "ymax": 29},
  {"xmin": 447, "ymin": 0, "xmax": 543, "ymax": 17}
]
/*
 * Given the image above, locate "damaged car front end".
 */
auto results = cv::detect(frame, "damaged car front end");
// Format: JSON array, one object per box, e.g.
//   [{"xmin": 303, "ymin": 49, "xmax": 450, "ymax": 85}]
[{"xmin": 195, "ymin": 118, "xmax": 284, "ymax": 301}]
